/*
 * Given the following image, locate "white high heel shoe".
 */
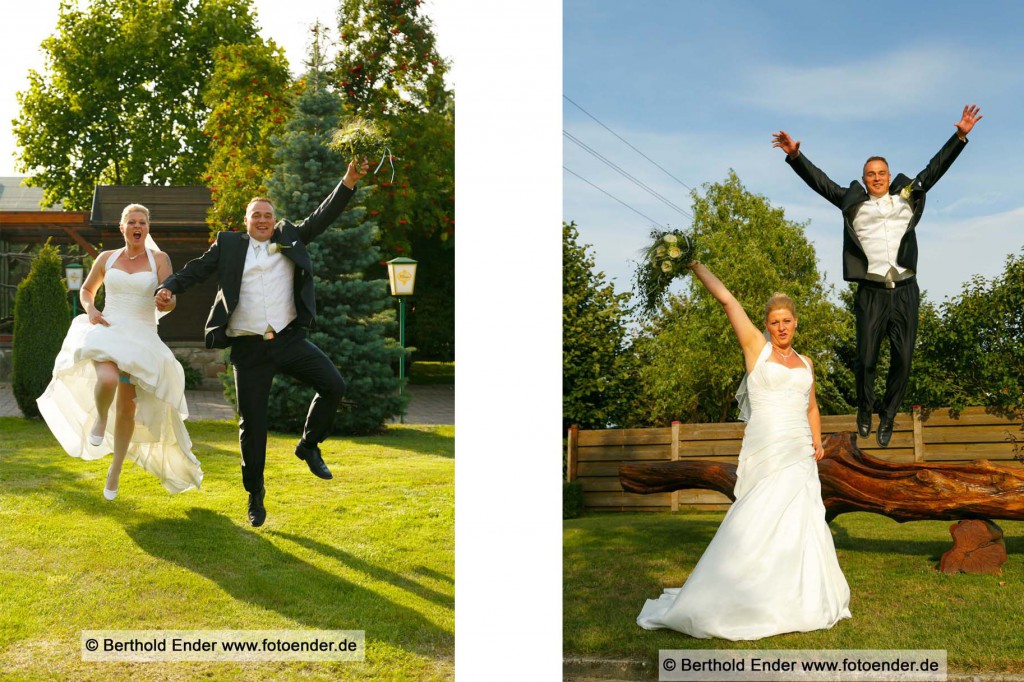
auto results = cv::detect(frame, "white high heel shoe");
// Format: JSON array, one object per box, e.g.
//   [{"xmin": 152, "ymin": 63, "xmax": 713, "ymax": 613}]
[
  {"xmin": 88, "ymin": 421, "xmax": 106, "ymax": 447},
  {"xmin": 103, "ymin": 467, "xmax": 118, "ymax": 501}
]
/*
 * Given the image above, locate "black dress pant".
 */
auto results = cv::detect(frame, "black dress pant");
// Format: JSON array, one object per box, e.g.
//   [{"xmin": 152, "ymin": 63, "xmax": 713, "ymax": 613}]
[
  {"xmin": 230, "ymin": 329, "xmax": 346, "ymax": 494},
  {"xmin": 853, "ymin": 279, "xmax": 919, "ymax": 422}
]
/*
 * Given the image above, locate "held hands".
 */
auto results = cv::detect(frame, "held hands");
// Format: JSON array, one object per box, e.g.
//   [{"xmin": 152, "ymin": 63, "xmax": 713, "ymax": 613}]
[
  {"xmin": 342, "ymin": 157, "xmax": 371, "ymax": 189},
  {"xmin": 954, "ymin": 104, "xmax": 983, "ymax": 139},
  {"xmin": 771, "ymin": 131, "xmax": 800, "ymax": 158},
  {"xmin": 155, "ymin": 288, "xmax": 175, "ymax": 312}
]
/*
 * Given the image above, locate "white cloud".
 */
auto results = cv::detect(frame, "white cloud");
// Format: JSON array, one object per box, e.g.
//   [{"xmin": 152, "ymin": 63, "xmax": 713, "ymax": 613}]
[{"xmin": 736, "ymin": 46, "xmax": 968, "ymax": 120}]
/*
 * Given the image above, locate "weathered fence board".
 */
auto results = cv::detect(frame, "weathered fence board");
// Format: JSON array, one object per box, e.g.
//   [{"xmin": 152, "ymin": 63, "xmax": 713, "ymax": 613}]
[{"xmin": 567, "ymin": 407, "xmax": 1024, "ymax": 513}]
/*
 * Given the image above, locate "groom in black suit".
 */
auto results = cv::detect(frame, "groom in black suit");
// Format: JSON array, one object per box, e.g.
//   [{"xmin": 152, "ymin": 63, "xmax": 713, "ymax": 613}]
[
  {"xmin": 156, "ymin": 158, "xmax": 368, "ymax": 526},
  {"xmin": 772, "ymin": 105, "xmax": 982, "ymax": 447}
]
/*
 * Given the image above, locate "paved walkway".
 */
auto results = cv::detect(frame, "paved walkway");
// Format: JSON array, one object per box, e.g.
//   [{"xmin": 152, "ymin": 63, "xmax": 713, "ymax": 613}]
[{"xmin": 0, "ymin": 382, "xmax": 453, "ymax": 425}]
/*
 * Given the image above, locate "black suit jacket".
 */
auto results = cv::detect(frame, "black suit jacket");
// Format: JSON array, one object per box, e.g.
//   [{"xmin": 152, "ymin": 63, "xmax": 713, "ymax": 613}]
[
  {"xmin": 160, "ymin": 179, "xmax": 356, "ymax": 349},
  {"xmin": 785, "ymin": 133, "xmax": 967, "ymax": 282}
]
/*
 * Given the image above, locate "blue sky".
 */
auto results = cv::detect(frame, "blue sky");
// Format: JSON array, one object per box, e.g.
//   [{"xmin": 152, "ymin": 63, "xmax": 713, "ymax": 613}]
[{"xmin": 564, "ymin": 0, "xmax": 1024, "ymax": 308}]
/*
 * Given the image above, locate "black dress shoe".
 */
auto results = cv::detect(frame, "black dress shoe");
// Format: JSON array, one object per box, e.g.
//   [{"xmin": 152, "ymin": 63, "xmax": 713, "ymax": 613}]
[
  {"xmin": 244, "ymin": 483, "xmax": 264, "ymax": 524},
  {"xmin": 876, "ymin": 417, "xmax": 894, "ymax": 448},
  {"xmin": 248, "ymin": 486, "xmax": 266, "ymax": 527},
  {"xmin": 295, "ymin": 441, "xmax": 333, "ymax": 480},
  {"xmin": 856, "ymin": 411, "xmax": 872, "ymax": 439}
]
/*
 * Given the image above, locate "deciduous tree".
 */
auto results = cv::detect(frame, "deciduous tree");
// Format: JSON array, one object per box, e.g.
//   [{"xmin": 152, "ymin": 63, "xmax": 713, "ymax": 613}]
[
  {"xmin": 203, "ymin": 41, "xmax": 294, "ymax": 237},
  {"xmin": 631, "ymin": 172, "xmax": 854, "ymax": 424},
  {"xmin": 563, "ymin": 221, "xmax": 637, "ymax": 431},
  {"xmin": 335, "ymin": 0, "xmax": 454, "ymax": 359},
  {"xmin": 14, "ymin": 0, "xmax": 260, "ymax": 210}
]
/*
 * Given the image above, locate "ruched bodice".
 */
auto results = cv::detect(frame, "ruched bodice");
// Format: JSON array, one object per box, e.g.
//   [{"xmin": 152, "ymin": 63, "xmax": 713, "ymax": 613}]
[{"xmin": 102, "ymin": 268, "xmax": 160, "ymax": 328}]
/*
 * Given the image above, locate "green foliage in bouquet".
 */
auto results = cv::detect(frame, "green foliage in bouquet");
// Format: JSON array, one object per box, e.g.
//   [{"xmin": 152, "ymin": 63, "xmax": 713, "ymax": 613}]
[
  {"xmin": 634, "ymin": 227, "xmax": 696, "ymax": 316},
  {"xmin": 328, "ymin": 116, "xmax": 393, "ymax": 162}
]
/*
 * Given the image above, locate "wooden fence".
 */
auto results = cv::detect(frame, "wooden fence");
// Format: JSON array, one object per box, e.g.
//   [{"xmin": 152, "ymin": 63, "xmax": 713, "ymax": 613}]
[{"xmin": 566, "ymin": 407, "xmax": 1024, "ymax": 513}]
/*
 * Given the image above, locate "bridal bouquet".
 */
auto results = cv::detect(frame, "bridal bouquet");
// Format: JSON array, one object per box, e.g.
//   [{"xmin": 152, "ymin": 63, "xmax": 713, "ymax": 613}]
[
  {"xmin": 328, "ymin": 117, "xmax": 394, "ymax": 163},
  {"xmin": 634, "ymin": 227, "xmax": 696, "ymax": 315}
]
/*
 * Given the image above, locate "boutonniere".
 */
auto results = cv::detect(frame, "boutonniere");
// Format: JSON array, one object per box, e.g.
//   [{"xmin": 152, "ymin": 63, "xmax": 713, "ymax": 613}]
[
  {"xmin": 266, "ymin": 241, "xmax": 294, "ymax": 255},
  {"xmin": 899, "ymin": 183, "xmax": 916, "ymax": 201}
]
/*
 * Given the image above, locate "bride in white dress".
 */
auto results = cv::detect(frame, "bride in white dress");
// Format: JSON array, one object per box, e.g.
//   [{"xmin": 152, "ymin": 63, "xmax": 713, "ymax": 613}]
[
  {"xmin": 637, "ymin": 262, "xmax": 850, "ymax": 640},
  {"xmin": 37, "ymin": 204, "xmax": 203, "ymax": 499}
]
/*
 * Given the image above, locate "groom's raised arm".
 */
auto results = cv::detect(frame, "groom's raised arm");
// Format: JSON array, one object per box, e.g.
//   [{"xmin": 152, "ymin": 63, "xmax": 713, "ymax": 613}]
[
  {"xmin": 156, "ymin": 237, "xmax": 223, "ymax": 305},
  {"xmin": 294, "ymin": 157, "xmax": 370, "ymax": 244},
  {"xmin": 914, "ymin": 104, "xmax": 981, "ymax": 193},
  {"xmin": 773, "ymin": 130, "xmax": 848, "ymax": 209}
]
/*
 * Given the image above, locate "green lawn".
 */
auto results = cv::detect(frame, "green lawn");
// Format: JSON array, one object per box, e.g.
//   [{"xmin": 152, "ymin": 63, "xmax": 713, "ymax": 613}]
[
  {"xmin": 0, "ymin": 417, "xmax": 454, "ymax": 681},
  {"xmin": 565, "ymin": 511, "xmax": 1024, "ymax": 675},
  {"xmin": 408, "ymin": 362, "xmax": 454, "ymax": 385}
]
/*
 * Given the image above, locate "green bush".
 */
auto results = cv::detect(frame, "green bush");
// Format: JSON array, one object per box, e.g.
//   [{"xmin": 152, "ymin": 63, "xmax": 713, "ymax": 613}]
[
  {"xmin": 563, "ymin": 481, "xmax": 585, "ymax": 519},
  {"xmin": 218, "ymin": 349, "xmax": 237, "ymax": 412},
  {"xmin": 13, "ymin": 242, "xmax": 70, "ymax": 418},
  {"xmin": 408, "ymin": 361, "xmax": 454, "ymax": 385},
  {"xmin": 175, "ymin": 355, "xmax": 203, "ymax": 390}
]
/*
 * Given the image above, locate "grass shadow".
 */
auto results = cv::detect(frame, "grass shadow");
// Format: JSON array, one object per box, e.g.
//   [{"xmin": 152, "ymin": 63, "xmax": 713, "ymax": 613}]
[
  {"xmin": 126, "ymin": 508, "xmax": 449, "ymax": 655},
  {"xmin": 270, "ymin": 531, "xmax": 453, "ymax": 610},
  {"xmin": 351, "ymin": 427, "xmax": 454, "ymax": 459}
]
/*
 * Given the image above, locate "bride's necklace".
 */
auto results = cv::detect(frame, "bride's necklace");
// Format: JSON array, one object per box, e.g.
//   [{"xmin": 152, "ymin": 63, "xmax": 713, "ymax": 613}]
[
  {"xmin": 125, "ymin": 249, "xmax": 144, "ymax": 260},
  {"xmin": 773, "ymin": 345, "xmax": 794, "ymax": 361}
]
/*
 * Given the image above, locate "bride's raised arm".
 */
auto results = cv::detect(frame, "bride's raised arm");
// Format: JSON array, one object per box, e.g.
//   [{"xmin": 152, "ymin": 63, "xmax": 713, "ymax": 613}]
[{"xmin": 689, "ymin": 261, "xmax": 766, "ymax": 372}]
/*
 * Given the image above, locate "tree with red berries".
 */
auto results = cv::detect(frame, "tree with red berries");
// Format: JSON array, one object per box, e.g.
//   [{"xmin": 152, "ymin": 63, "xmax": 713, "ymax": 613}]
[
  {"xmin": 203, "ymin": 41, "xmax": 294, "ymax": 237},
  {"xmin": 335, "ymin": 0, "xmax": 454, "ymax": 360}
]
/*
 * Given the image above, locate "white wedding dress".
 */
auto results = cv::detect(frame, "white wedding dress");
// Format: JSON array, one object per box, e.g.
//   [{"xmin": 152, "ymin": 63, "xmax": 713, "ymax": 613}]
[
  {"xmin": 637, "ymin": 343, "xmax": 850, "ymax": 640},
  {"xmin": 37, "ymin": 248, "xmax": 203, "ymax": 494}
]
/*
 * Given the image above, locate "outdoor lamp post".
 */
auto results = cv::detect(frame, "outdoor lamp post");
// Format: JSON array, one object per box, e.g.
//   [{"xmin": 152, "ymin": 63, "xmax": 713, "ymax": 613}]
[
  {"xmin": 386, "ymin": 257, "xmax": 418, "ymax": 423},
  {"xmin": 65, "ymin": 262, "xmax": 84, "ymax": 317}
]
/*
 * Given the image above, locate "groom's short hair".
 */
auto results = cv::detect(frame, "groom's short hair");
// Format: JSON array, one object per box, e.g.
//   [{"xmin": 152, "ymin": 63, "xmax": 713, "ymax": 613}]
[
  {"xmin": 246, "ymin": 197, "xmax": 275, "ymax": 214},
  {"xmin": 862, "ymin": 156, "xmax": 889, "ymax": 174}
]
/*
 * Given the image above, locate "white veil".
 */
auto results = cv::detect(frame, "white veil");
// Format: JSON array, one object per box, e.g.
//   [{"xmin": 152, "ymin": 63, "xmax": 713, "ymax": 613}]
[{"xmin": 144, "ymin": 234, "xmax": 172, "ymax": 322}]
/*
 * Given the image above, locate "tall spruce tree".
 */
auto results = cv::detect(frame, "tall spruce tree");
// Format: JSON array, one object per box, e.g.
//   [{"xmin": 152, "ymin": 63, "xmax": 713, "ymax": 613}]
[{"xmin": 262, "ymin": 24, "xmax": 406, "ymax": 434}]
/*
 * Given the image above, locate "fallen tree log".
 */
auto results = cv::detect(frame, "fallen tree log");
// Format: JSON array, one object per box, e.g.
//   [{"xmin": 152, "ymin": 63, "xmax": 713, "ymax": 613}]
[{"xmin": 619, "ymin": 431, "xmax": 1024, "ymax": 523}]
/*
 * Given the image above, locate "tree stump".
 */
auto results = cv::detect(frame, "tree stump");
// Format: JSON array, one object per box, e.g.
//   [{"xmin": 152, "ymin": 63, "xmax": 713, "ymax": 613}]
[{"xmin": 939, "ymin": 520, "xmax": 1007, "ymax": 575}]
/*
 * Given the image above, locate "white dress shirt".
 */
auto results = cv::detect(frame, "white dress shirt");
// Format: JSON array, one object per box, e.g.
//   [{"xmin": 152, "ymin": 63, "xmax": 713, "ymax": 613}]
[
  {"xmin": 226, "ymin": 238, "xmax": 297, "ymax": 337},
  {"xmin": 851, "ymin": 192, "xmax": 915, "ymax": 283}
]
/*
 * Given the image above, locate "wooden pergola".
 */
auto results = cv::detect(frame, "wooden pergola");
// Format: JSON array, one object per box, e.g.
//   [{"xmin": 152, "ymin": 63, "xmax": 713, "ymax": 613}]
[{"xmin": 0, "ymin": 185, "xmax": 220, "ymax": 343}]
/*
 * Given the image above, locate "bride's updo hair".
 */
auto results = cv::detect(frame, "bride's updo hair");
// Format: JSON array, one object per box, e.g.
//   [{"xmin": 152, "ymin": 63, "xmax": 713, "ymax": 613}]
[
  {"xmin": 763, "ymin": 292, "xmax": 796, "ymax": 321},
  {"xmin": 120, "ymin": 204, "xmax": 150, "ymax": 224}
]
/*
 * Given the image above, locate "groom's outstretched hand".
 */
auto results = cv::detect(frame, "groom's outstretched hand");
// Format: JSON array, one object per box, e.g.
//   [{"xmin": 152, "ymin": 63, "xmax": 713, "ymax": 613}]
[
  {"xmin": 772, "ymin": 131, "xmax": 800, "ymax": 158},
  {"xmin": 342, "ymin": 157, "xmax": 371, "ymax": 189},
  {"xmin": 954, "ymin": 104, "xmax": 983, "ymax": 140}
]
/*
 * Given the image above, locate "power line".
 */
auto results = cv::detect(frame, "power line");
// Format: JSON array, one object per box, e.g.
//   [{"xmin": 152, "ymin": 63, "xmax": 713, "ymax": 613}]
[
  {"xmin": 563, "ymin": 94, "xmax": 694, "ymax": 192},
  {"xmin": 563, "ymin": 166, "xmax": 668, "ymax": 229},
  {"xmin": 563, "ymin": 130, "xmax": 692, "ymax": 219}
]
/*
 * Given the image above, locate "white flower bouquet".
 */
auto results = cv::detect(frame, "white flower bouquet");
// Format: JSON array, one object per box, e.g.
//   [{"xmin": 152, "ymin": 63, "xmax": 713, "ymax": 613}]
[{"xmin": 634, "ymin": 228, "xmax": 696, "ymax": 315}]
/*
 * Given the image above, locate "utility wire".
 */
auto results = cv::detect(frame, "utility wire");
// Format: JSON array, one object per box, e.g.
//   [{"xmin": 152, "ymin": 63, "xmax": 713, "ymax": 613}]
[
  {"xmin": 563, "ymin": 166, "xmax": 668, "ymax": 229},
  {"xmin": 563, "ymin": 130, "xmax": 692, "ymax": 219},
  {"xmin": 564, "ymin": 94, "xmax": 694, "ymax": 192}
]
